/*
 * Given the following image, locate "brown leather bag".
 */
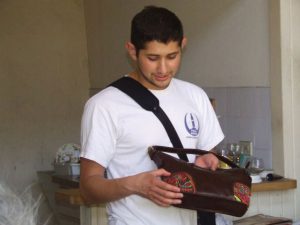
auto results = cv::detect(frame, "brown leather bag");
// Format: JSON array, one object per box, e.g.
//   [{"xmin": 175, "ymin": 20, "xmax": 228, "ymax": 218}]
[{"xmin": 148, "ymin": 145, "xmax": 252, "ymax": 217}]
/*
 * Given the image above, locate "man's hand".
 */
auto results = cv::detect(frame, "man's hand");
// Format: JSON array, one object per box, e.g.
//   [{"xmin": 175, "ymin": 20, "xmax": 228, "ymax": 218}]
[
  {"xmin": 194, "ymin": 153, "xmax": 219, "ymax": 171},
  {"xmin": 132, "ymin": 168, "xmax": 183, "ymax": 207}
]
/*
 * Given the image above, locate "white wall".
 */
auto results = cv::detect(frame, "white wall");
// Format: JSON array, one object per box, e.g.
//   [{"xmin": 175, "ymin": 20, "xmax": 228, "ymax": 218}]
[
  {"xmin": 177, "ymin": 0, "xmax": 270, "ymax": 87},
  {"xmin": 205, "ymin": 87, "xmax": 273, "ymax": 169},
  {"xmin": 84, "ymin": 0, "xmax": 270, "ymax": 89},
  {"xmin": 269, "ymin": 0, "xmax": 300, "ymax": 220},
  {"xmin": 0, "ymin": 0, "xmax": 90, "ymax": 189},
  {"xmin": 277, "ymin": 0, "xmax": 300, "ymax": 219}
]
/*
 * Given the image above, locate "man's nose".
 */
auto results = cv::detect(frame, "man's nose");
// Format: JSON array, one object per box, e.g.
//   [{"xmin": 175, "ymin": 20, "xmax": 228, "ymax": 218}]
[{"xmin": 157, "ymin": 59, "xmax": 167, "ymax": 74}]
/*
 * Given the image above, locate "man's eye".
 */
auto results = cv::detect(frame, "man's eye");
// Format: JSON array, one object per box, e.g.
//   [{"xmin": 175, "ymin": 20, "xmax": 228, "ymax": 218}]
[
  {"xmin": 148, "ymin": 57, "xmax": 158, "ymax": 61},
  {"xmin": 168, "ymin": 54, "xmax": 177, "ymax": 60}
]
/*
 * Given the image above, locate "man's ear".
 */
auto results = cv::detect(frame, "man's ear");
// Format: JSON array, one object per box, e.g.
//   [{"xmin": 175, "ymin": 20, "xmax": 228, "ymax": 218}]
[
  {"xmin": 125, "ymin": 42, "xmax": 137, "ymax": 61},
  {"xmin": 181, "ymin": 37, "xmax": 187, "ymax": 49}
]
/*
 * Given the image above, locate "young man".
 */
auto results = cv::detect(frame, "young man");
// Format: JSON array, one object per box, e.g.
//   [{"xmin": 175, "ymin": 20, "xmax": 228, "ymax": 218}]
[{"xmin": 80, "ymin": 6, "xmax": 224, "ymax": 225}]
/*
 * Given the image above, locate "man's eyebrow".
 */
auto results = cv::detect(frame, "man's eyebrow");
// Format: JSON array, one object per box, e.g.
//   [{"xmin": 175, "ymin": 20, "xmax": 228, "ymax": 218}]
[
  {"xmin": 146, "ymin": 51, "xmax": 180, "ymax": 56},
  {"xmin": 146, "ymin": 53, "xmax": 160, "ymax": 56},
  {"xmin": 167, "ymin": 51, "xmax": 180, "ymax": 55}
]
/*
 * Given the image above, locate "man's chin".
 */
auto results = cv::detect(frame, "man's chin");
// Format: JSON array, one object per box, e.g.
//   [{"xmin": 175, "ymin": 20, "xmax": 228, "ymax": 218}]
[{"xmin": 153, "ymin": 80, "xmax": 171, "ymax": 90}]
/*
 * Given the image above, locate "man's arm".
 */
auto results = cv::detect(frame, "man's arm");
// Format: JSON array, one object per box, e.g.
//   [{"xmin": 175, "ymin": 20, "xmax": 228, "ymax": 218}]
[{"xmin": 79, "ymin": 158, "xmax": 184, "ymax": 206}]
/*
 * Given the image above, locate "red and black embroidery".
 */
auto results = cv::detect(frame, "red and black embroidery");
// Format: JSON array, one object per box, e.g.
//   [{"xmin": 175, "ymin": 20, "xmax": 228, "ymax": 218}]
[
  {"xmin": 163, "ymin": 172, "xmax": 196, "ymax": 193},
  {"xmin": 233, "ymin": 182, "xmax": 251, "ymax": 205}
]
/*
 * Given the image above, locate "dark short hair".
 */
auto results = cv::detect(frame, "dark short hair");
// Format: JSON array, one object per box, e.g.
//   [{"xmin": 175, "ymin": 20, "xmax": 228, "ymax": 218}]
[{"xmin": 131, "ymin": 6, "xmax": 184, "ymax": 53}]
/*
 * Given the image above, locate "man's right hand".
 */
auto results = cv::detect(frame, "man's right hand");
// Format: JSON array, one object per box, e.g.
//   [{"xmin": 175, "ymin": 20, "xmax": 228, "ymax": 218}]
[
  {"xmin": 80, "ymin": 158, "xmax": 183, "ymax": 206},
  {"xmin": 130, "ymin": 168, "xmax": 183, "ymax": 207}
]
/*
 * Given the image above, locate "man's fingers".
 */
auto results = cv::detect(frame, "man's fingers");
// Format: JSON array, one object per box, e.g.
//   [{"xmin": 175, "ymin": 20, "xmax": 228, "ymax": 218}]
[
  {"xmin": 152, "ymin": 168, "xmax": 171, "ymax": 177},
  {"xmin": 152, "ymin": 182, "xmax": 183, "ymax": 198},
  {"xmin": 149, "ymin": 186, "xmax": 183, "ymax": 206}
]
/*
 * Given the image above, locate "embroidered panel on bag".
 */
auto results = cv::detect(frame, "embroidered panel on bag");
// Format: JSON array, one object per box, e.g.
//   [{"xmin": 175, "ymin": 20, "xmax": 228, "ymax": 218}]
[
  {"xmin": 163, "ymin": 172, "xmax": 196, "ymax": 193},
  {"xmin": 233, "ymin": 182, "xmax": 251, "ymax": 205}
]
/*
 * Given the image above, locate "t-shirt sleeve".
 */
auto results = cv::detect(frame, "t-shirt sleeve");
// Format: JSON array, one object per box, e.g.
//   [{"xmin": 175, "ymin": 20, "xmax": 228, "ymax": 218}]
[
  {"xmin": 80, "ymin": 97, "xmax": 117, "ymax": 167},
  {"xmin": 196, "ymin": 90, "xmax": 224, "ymax": 151}
]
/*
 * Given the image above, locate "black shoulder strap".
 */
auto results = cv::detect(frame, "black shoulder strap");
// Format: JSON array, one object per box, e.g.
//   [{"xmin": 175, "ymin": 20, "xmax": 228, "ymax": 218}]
[
  {"xmin": 111, "ymin": 77, "xmax": 216, "ymax": 223},
  {"xmin": 110, "ymin": 76, "xmax": 188, "ymax": 162}
]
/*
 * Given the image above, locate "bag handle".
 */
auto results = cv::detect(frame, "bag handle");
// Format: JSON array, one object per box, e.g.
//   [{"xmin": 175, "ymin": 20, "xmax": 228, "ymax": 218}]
[{"xmin": 149, "ymin": 145, "xmax": 240, "ymax": 169}]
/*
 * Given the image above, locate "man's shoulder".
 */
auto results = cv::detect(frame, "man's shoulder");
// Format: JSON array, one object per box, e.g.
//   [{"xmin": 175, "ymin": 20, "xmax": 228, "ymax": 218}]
[
  {"xmin": 85, "ymin": 84, "xmax": 128, "ymax": 111},
  {"xmin": 88, "ymin": 86, "xmax": 118, "ymax": 102},
  {"xmin": 172, "ymin": 78, "xmax": 206, "ymax": 95}
]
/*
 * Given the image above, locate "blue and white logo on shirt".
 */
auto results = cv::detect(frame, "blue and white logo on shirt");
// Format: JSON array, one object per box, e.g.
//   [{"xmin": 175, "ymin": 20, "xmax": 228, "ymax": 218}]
[{"xmin": 184, "ymin": 113, "xmax": 200, "ymax": 136}]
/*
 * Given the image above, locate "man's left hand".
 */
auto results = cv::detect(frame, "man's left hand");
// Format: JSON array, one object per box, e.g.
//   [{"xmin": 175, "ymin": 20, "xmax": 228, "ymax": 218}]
[{"xmin": 194, "ymin": 153, "xmax": 219, "ymax": 171}]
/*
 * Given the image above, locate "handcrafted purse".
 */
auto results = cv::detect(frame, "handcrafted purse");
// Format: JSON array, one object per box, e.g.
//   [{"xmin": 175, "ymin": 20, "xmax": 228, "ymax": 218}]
[{"xmin": 148, "ymin": 145, "xmax": 252, "ymax": 217}]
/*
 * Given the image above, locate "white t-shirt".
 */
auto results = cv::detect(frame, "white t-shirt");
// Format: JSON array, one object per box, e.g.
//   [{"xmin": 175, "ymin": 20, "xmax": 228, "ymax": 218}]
[{"xmin": 81, "ymin": 77, "xmax": 224, "ymax": 225}]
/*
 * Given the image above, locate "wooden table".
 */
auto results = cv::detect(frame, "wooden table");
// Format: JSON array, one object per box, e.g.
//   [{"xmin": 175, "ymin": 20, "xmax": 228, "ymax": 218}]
[
  {"xmin": 54, "ymin": 176, "xmax": 297, "ymax": 206},
  {"xmin": 252, "ymin": 178, "xmax": 296, "ymax": 192},
  {"xmin": 43, "ymin": 172, "xmax": 296, "ymax": 225}
]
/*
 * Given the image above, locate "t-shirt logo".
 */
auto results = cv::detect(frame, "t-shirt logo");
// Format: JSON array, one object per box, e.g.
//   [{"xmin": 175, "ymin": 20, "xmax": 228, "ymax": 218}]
[{"xmin": 184, "ymin": 113, "xmax": 199, "ymax": 136}]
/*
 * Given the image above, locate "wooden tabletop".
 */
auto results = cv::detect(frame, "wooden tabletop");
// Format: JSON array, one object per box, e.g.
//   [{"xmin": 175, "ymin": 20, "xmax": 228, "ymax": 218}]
[
  {"xmin": 52, "ymin": 172, "xmax": 297, "ymax": 192},
  {"xmin": 54, "ymin": 178, "xmax": 297, "ymax": 206},
  {"xmin": 55, "ymin": 188, "xmax": 84, "ymax": 206},
  {"xmin": 252, "ymin": 178, "xmax": 296, "ymax": 192},
  {"xmin": 52, "ymin": 174, "xmax": 80, "ymax": 188}
]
